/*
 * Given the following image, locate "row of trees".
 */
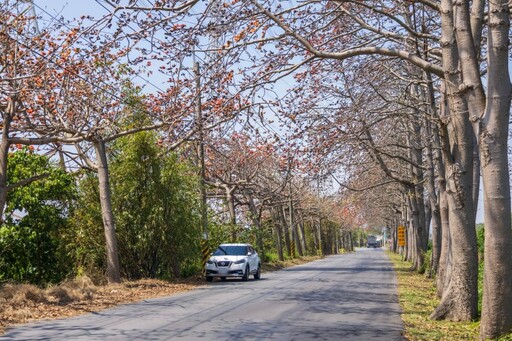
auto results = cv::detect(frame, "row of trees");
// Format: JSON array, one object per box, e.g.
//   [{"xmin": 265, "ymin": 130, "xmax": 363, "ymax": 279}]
[
  {"xmin": 1, "ymin": 0, "xmax": 360, "ymax": 286},
  {"xmin": 0, "ymin": 132, "xmax": 202, "ymax": 283},
  {"xmin": 203, "ymin": 1, "xmax": 509, "ymax": 339},
  {"xmin": 0, "ymin": 134, "xmax": 360, "ymax": 282},
  {"xmin": 2, "ymin": 0, "xmax": 512, "ymax": 338}
]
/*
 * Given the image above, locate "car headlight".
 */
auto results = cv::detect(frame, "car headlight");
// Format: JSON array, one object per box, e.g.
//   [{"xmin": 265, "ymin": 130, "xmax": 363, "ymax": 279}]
[
  {"xmin": 233, "ymin": 259, "xmax": 246, "ymax": 264},
  {"xmin": 206, "ymin": 259, "xmax": 214, "ymax": 264}
]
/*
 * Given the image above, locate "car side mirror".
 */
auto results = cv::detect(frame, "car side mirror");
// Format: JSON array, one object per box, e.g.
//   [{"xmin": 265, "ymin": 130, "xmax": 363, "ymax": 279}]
[{"xmin": 247, "ymin": 252, "xmax": 252, "ymax": 256}]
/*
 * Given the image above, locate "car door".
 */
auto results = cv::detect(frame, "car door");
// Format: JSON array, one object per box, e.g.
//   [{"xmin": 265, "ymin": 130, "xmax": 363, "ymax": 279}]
[{"xmin": 248, "ymin": 245, "xmax": 258, "ymax": 272}]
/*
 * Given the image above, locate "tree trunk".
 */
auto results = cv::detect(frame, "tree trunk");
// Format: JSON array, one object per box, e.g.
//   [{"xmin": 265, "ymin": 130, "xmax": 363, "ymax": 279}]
[
  {"xmin": 429, "ymin": 0, "xmax": 478, "ymax": 321},
  {"xmin": 429, "ymin": 200, "xmax": 441, "ymax": 278},
  {"xmin": 271, "ymin": 207, "xmax": 284, "ymax": 261},
  {"xmin": 392, "ymin": 225, "xmax": 398, "ymax": 254},
  {"xmin": 430, "ymin": 92, "xmax": 478, "ymax": 321},
  {"xmin": 280, "ymin": 205, "xmax": 291, "ymax": 257},
  {"xmin": 297, "ymin": 213, "xmax": 307, "ymax": 255},
  {"xmin": 406, "ymin": 200, "xmax": 415, "ymax": 263},
  {"xmin": 430, "ymin": 181, "xmax": 477, "ymax": 321},
  {"xmin": 479, "ymin": 1, "xmax": 512, "ymax": 337},
  {"xmin": 436, "ymin": 184, "xmax": 451, "ymax": 297},
  {"xmin": 0, "ymin": 101, "xmax": 12, "ymax": 224},
  {"xmin": 246, "ymin": 194, "xmax": 264, "ymax": 253},
  {"xmin": 401, "ymin": 197, "xmax": 408, "ymax": 260},
  {"xmin": 226, "ymin": 186, "xmax": 237, "ymax": 242},
  {"xmin": 94, "ymin": 139, "xmax": 121, "ymax": 284},
  {"xmin": 317, "ymin": 216, "xmax": 323, "ymax": 255},
  {"xmin": 423, "ymin": 79, "xmax": 443, "ymax": 278},
  {"xmin": 408, "ymin": 188, "xmax": 426, "ymax": 271},
  {"xmin": 287, "ymin": 192, "xmax": 301, "ymax": 257}
]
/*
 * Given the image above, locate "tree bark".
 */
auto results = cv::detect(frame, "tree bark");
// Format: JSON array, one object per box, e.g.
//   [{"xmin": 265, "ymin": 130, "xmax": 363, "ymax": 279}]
[
  {"xmin": 0, "ymin": 99, "xmax": 13, "ymax": 224},
  {"xmin": 436, "ymin": 181, "xmax": 451, "ymax": 298},
  {"xmin": 271, "ymin": 207, "xmax": 284, "ymax": 261},
  {"xmin": 94, "ymin": 139, "xmax": 121, "ymax": 284},
  {"xmin": 430, "ymin": 88, "xmax": 478, "ymax": 321},
  {"xmin": 246, "ymin": 193, "xmax": 264, "ymax": 253},
  {"xmin": 479, "ymin": 0, "xmax": 512, "ymax": 337},
  {"xmin": 297, "ymin": 213, "xmax": 307, "ymax": 255},
  {"xmin": 317, "ymin": 216, "xmax": 323, "ymax": 255},
  {"xmin": 225, "ymin": 186, "xmax": 237, "ymax": 242},
  {"xmin": 423, "ymin": 73, "xmax": 443, "ymax": 279},
  {"xmin": 429, "ymin": 0, "xmax": 478, "ymax": 321},
  {"xmin": 430, "ymin": 88, "xmax": 478, "ymax": 320},
  {"xmin": 281, "ymin": 205, "xmax": 292, "ymax": 257}
]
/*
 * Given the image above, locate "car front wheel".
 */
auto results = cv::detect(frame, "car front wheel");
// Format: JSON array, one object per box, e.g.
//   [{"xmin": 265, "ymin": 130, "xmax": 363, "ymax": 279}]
[
  {"xmin": 206, "ymin": 276, "xmax": 213, "ymax": 282},
  {"xmin": 254, "ymin": 264, "xmax": 261, "ymax": 280},
  {"xmin": 242, "ymin": 266, "xmax": 249, "ymax": 281}
]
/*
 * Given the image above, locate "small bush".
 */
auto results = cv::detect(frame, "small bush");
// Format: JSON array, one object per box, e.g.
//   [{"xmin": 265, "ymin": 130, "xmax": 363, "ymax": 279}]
[
  {"xmin": 420, "ymin": 248, "xmax": 433, "ymax": 276},
  {"xmin": 263, "ymin": 252, "xmax": 279, "ymax": 263},
  {"xmin": 180, "ymin": 262, "xmax": 201, "ymax": 278}
]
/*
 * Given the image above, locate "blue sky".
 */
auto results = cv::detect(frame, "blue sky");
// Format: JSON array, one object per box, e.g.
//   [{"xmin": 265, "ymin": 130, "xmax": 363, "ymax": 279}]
[{"xmin": 33, "ymin": 0, "xmax": 107, "ymax": 23}]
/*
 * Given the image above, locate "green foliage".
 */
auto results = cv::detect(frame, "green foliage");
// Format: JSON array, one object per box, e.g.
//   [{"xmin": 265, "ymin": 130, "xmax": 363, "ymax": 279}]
[
  {"xmin": 69, "ymin": 131, "xmax": 202, "ymax": 280},
  {"xmin": 418, "ymin": 240, "xmax": 433, "ymax": 275},
  {"xmin": 263, "ymin": 252, "xmax": 279, "ymax": 263},
  {"xmin": 0, "ymin": 148, "xmax": 76, "ymax": 285},
  {"xmin": 419, "ymin": 248, "xmax": 431, "ymax": 275},
  {"xmin": 352, "ymin": 228, "xmax": 367, "ymax": 247},
  {"xmin": 478, "ymin": 260, "xmax": 484, "ymax": 316},
  {"xmin": 66, "ymin": 174, "xmax": 106, "ymax": 282},
  {"xmin": 205, "ymin": 220, "xmax": 232, "ymax": 251},
  {"xmin": 476, "ymin": 224, "xmax": 484, "ymax": 260},
  {"xmin": 475, "ymin": 224, "xmax": 485, "ymax": 315}
]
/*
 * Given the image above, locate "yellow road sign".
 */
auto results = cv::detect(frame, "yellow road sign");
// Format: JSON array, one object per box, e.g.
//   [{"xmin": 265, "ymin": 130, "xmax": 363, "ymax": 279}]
[{"xmin": 397, "ymin": 226, "xmax": 406, "ymax": 246}]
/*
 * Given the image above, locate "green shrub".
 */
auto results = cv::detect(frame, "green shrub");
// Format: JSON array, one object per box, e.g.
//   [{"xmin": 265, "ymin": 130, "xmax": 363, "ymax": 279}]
[
  {"xmin": 476, "ymin": 224, "xmax": 484, "ymax": 260},
  {"xmin": 263, "ymin": 252, "xmax": 279, "ymax": 263},
  {"xmin": 0, "ymin": 149, "xmax": 76, "ymax": 285}
]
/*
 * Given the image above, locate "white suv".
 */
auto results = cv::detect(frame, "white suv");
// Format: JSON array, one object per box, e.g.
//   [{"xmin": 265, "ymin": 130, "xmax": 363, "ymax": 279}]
[{"xmin": 205, "ymin": 243, "xmax": 261, "ymax": 282}]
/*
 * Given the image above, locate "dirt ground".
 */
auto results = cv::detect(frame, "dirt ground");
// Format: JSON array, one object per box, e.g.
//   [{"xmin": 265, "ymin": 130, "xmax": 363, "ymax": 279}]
[
  {"xmin": 0, "ymin": 277, "xmax": 204, "ymax": 335},
  {"xmin": 0, "ymin": 256, "xmax": 321, "ymax": 335}
]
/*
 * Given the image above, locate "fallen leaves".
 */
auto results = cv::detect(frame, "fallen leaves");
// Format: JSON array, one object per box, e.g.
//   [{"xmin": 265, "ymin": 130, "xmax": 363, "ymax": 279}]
[{"xmin": 0, "ymin": 277, "xmax": 203, "ymax": 335}]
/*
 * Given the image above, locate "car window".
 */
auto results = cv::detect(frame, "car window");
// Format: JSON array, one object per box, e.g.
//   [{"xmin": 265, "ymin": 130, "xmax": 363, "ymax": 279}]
[{"xmin": 213, "ymin": 245, "xmax": 248, "ymax": 256}]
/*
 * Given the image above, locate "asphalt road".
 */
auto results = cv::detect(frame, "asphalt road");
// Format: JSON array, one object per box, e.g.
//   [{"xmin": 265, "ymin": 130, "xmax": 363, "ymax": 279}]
[{"xmin": 1, "ymin": 248, "xmax": 404, "ymax": 340}]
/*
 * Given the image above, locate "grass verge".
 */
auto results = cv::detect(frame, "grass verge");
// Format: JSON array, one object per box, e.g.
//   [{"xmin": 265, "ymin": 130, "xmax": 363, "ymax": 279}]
[{"xmin": 387, "ymin": 252, "xmax": 480, "ymax": 340}]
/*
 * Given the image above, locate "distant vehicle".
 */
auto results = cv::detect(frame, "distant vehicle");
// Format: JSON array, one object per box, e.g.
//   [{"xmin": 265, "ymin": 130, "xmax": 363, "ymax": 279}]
[
  {"xmin": 367, "ymin": 235, "xmax": 379, "ymax": 248},
  {"xmin": 205, "ymin": 243, "xmax": 261, "ymax": 282}
]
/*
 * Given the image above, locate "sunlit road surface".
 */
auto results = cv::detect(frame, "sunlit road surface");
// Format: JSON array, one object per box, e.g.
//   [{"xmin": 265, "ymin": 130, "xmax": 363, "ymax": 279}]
[{"xmin": 1, "ymin": 248, "xmax": 404, "ymax": 340}]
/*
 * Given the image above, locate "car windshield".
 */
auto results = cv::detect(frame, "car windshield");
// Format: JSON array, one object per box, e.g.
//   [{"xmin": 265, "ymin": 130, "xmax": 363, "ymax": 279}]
[{"xmin": 213, "ymin": 245, "xmax": 248, "ymax": 256}]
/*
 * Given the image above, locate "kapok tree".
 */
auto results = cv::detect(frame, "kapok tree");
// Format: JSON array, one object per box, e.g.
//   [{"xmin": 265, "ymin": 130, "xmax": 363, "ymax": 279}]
[{"xmin": 205, "ymin": 1, "xmax": 510, "ymax": 337}]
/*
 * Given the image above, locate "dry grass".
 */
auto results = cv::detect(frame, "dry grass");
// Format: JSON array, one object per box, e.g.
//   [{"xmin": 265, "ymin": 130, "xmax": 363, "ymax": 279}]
[{"xmin": 0, "ymin": 277, "xmax": 203, "ymax": 335}]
